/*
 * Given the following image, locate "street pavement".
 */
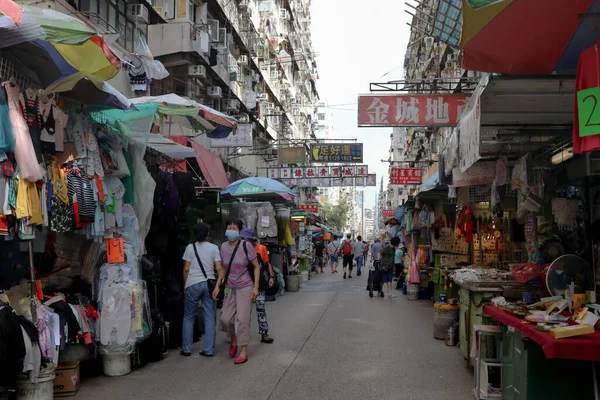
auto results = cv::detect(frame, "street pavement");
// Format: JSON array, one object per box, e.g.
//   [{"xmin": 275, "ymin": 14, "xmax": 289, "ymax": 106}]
[{"xmin": 75, "ymin": 268, "xmax": 472, "ymax": 400}]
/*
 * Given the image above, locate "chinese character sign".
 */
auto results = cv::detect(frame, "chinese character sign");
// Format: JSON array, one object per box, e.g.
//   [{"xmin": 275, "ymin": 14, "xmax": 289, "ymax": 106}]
[
  {"xmin": 299, "ymin": 204, "xmax": 319, "ymax": 213},
  {"xmin": 280, "ymin": 168, "xmax": 291, "ymax": 179},
  {"xmin": 267, "ymin": 168, "xmax": 278, "ymax": 179},
  {"xmin": 210, "ymin": 123, "xmax": 253, "ymax": 147},
  {"xmin": 310, "ymin": 143, "xmax": 363, "ymax": 163},
  {"xmin": 355, "ymin": 165, "xmax": 368, "ymax": 177},
  {"xmin": 390, "ymin": 168, "xmax": 423, "ymax": 184},
  {"xmin": 305, "ymin": 167, "xmax": 317, "ymax": 178},
  {"xmin": 358, "ymin": 94, "xmax": 470, "ymax": 127},
  {"xmin": 366, "ymin": 174, "xmax": 377, "ymax": 186},
  {"xmin": 381, "ymin": 210, "xmax": 395, "ymax": 218}
]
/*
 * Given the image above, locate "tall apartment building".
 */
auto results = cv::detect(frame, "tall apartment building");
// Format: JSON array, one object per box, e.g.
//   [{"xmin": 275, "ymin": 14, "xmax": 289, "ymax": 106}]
[
  {"xmin": 364, "ymin": 208, "xmax": 375, "ymax": 241},
  {"xmin": 26, "ymin": 0, "xmax": 319, "ymax": 181}
]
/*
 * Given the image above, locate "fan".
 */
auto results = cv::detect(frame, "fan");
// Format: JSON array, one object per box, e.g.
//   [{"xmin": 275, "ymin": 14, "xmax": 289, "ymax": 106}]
[{"xmin": 545, "ymin": 255, "xmax": 593, "ymax": 297}]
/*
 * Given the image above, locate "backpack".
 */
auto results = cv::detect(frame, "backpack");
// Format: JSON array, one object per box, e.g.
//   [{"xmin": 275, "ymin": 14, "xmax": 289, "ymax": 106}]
[{"xmin": 342, "ymin": 240, "xmax": 352, "ymax": 256}]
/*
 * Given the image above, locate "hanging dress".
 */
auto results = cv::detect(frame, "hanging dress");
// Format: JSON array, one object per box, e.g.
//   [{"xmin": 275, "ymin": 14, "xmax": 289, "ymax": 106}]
[
  {"xmin": 2, "ymin": 81, "xmax": 45, "ymax": 182},
  {"xmin": 0, "ymin": 84, "xmax": 15, "ymax": 153}
]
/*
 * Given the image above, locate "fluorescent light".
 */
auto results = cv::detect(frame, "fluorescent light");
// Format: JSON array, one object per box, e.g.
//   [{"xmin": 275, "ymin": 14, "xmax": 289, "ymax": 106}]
[{"xmin": 551, "ymin": 147, "xmax": 574, "ymax": 165}]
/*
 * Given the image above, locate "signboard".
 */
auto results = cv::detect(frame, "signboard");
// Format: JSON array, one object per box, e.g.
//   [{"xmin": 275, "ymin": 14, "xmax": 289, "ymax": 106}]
[
  {"xmin": 356, "ymin": 165, "xmax": 368, "ymax": 176},
  {"xmin": 358, "ymin": 94, "xmax": 470, "ymax": 127},
  {"xmin": 210, "ymin": 123, "xmax": 253, "ymax": 147},
  {"xmin": 298, "ymin": 204, "xmax": 319, "ymax": 213},
  {"xmin": 381, "ymin": 210, "xmax": 395, "ymax": 218},
  {"xmin": 286, "ymin": 176, "xmax": 377, "ymax": 188},
  {"xmin": 310, "ymin": 143, "xmax": 363, "ymax": 163},
  {"xmin": 390, "ymin": 168, "xmax": 423, "ymax": 185},
  {"xmin": 278, "ymin": 147, "xmax": 307, "ymax": 164},
  {"xmin": 366, "ymin": 174, "xmax": 377, "ymax": 186}
]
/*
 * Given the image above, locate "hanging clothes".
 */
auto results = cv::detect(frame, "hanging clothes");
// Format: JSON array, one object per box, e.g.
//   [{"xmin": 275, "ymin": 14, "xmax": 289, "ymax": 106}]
[
  {"xmin": 15, "ymin": 173, "xmax": 43, "ymax": 226},
  {"xmin": 573, "ymin": 40, "xmax": 600, "ymax": 153},
  {"xmin": 0, "ymin": 84, "xmax": 15, "ymax": 153},
  {"xmin": 67, "ymin": 168, "xmax": 96, "ymax": 227},
  {"xmin": 2, "ymin": 81, "xmax": 45, "ymax": 182},
  {"xmin": 19, "ymin": 88, "xmax": 43, "ymax": 163}
]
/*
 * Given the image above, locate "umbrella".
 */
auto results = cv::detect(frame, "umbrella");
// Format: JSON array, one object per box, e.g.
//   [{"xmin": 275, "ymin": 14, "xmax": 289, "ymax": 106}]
[
  {"xmin": 0, "ymin": 0, "xmax": 21, "ymax": 26},
  {"xmin": 22, "ymin": 5, "xmax": 94, "ymax": 45},
  {"xmin": 221, "ymin": 177, "xmax": 294, "ymax": 200},
  {"xmin": 461, "ymin": 0, "xmax": 600, "ymax": 75}
]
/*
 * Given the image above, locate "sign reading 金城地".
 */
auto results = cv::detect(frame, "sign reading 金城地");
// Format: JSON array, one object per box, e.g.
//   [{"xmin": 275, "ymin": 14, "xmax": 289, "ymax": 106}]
[
  {"xmin": 390, "ymin": 168, "xmax": 423, "ymax": 185},
  {"xmin": 358, "ymin": 94, "xmax": 470, "ymax": 127},
  {"xmin": 310, "ymin": 143, "xmax": 363, "ymax": 163}
]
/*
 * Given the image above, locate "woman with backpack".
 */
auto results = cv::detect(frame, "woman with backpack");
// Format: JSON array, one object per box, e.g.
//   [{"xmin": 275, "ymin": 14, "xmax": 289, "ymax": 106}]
[
  {"xmin": 214, "ymin": 218, "xmax": 260, "ymax": 365},
  {"xmin": 340, "ymin": 233, "xmax": 354, "ymax": 279},
  {"xmin": 378, "ymin": 237, "xmax": 400, "ymax": 298}
]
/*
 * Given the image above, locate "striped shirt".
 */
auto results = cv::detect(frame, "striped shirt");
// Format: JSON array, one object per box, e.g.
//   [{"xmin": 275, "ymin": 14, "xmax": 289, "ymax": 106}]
[{"xmin": 67, "ymin": 169, "xmax": 96, "ymax": 225}]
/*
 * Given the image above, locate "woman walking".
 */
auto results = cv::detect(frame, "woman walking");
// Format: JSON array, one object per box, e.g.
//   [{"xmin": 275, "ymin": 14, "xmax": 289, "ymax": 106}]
[
  {"xmin": 379, "ymin": 237, "xmax": 400, "ymax": 298},
  {"xmin": 214, "ymin": 218, "xmax": 260, "ymax": 364},
  {"xmin": 181, "ymin": 222, "xmax": 223, "ymax": 357}
]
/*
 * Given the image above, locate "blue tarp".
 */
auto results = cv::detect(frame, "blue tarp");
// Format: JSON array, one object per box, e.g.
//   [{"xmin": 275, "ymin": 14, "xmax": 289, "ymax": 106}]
[{"xmin": 418, "ymin": 172, "xmax": 448, "ymax": 193}]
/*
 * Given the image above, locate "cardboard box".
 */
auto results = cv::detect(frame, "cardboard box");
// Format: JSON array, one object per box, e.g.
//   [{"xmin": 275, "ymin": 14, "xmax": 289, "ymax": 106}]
[
  {"xmin": 54, "ymin": 361, "xmax": 80, "ymax": 397},
  {"xmin": 550, "ymin": 324, "xmax": 595, "ymax": 339}
]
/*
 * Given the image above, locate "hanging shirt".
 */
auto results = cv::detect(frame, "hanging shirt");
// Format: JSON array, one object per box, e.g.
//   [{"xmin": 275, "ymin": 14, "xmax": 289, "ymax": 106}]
[{"xmin": 573, "ymin": 40, "xmax": 600, "ymax": 153}]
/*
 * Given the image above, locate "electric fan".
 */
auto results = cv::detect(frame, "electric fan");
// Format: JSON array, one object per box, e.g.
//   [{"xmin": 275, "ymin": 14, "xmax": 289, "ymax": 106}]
[{"xmin": 545, "ymin": 254, "xmax": 593, "ymax": 297}]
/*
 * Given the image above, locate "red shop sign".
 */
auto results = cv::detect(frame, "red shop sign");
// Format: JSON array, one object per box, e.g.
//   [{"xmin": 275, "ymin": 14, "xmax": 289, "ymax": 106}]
[
  {"xmin": 381, "ymin": 210, "xmax": 395, "ymax": 218},
  {"xmin": 390, "ymin": 168, "xmax": 423, "ymax": 185},
  {"xmin": 358, "ymin": 94, "xmax": 470, "ymax": 127},
  {"xmin": 299, "ymin": 204, "xmax": 319, "ymax": 213}
]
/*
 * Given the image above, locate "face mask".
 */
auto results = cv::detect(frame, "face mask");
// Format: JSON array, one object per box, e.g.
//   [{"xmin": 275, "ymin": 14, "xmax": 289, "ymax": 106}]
[{"xmin": 225, "ymin": 229, "xmax": 239, "ymax": 241}]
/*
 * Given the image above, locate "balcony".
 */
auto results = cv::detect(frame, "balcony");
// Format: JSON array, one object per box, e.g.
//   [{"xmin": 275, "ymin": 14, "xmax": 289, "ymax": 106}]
[{"xmin": 148, "ymin": 22, "xmax": 208, "ymax": 58}]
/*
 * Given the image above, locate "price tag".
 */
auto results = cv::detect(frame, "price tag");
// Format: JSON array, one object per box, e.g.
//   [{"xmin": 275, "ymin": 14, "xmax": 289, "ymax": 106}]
[
  {"xmin": 106, "ymin": 238, "xmax": 125, "ymax": 264},
  {"xmin": 577, "ymin": 86, "xmax": 600, "ymax": 137}
]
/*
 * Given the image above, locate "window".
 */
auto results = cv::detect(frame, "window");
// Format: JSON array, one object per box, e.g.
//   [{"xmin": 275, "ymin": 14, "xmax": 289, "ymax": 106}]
[{"xmin": 317, "ymin": 113, "xmax": 325, "ymax": 121}]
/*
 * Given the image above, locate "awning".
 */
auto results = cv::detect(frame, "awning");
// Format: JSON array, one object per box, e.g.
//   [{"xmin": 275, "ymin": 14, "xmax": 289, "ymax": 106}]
[
  {"xmin": 147, "ymin": 134, "xmax": 198, "ymax": 159},
  {"xmin": 418, "ymin": 172, "xmax": 448, "ymax": 193},
  {"xmin": 190, "ymin": 140, "xmax": 229, "ymax": 188}
]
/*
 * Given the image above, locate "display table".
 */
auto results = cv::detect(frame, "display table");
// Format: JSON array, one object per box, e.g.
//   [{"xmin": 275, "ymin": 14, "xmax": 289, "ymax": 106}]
[{"xmin": 483, "ymin": 305, "xmax": 600, "ymax": 361}]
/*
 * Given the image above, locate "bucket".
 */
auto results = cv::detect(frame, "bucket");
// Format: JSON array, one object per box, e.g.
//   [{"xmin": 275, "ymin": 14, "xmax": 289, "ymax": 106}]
[
  {"xmin": 301, "ymin": 271, "xmax": 309, "ymax": 282},
  {"xmin": 433, "ymin": 303, "xmax": 459, "ymax": 340},
  {"xmin": 286, "ymin": 275, "xmax": 300, "ymax": 292},
  {"xmin": 406, "ymin": 283, "xmax": 419, "ymax": 301},
  {"xmin": 15, "ymin": 368, "xmax": 55, "ymax": 400},
  {"xmin": 102, "ymin": 353, "xmax": 131, "ymax": 377}
]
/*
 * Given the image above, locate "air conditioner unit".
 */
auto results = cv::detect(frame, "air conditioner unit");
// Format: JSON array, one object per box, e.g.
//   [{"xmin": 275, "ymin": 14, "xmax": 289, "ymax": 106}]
[
  {"xmin": 279, "ymin": 9, "xmax": 290, "ymax": 20},
  {"xmin": 208, "ymin": 19, "xmax": 220, "ymax": 42},
  {"xmin": 208, "ymin": 86, "xmax": 223, "ymax": 98},
  {"xmin": 424, "ymin": 36, "xmax": 434, "ymax": 49},
  {"xmin": 188, "ymin": 65, "xmax": 206, "ymax": 78},
  {"xmin": 225, "ymin": 99, "xmax": 240, "ymax": 111},
  {"xmin": 127, "ymin": 4, "xmax": 149, "ymax": 24},
  {"xmin": 238, "ymin": 55, "xmax": 248, "ymax": 65},
  {"xmin": 269, "ymin": 68, "xmax": 278, "ymax": 80}
]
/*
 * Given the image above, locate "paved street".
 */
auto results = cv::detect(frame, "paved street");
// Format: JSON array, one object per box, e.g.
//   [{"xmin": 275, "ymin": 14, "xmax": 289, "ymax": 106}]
[{"xmin": 76, "ymin": 270, "xmax": 472, "ymax": 400}]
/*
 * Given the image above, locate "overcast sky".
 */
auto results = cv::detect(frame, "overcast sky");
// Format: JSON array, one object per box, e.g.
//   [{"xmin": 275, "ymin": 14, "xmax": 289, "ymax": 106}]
[{"xmin": 310, "ymin": 0, "xmax": 412, "ymax": 209}]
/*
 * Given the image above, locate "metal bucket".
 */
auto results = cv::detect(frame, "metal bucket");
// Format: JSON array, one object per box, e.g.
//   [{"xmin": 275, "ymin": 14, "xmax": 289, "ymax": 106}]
[
  {"xmin": 15, "ymin": 368, "xmax": 55, "ymax": 400},
  {"xmin": 102, "ymin": 353, "xmax": 131, "ymax": 377},
  {"xmin": 433, "ymin": 304, "xmax": 459, "ymax": 340},
  {"xmin": 301, "ymin": 270, "xmax": 309, "ymax": 282},
  {"xmin": 286, "ymin": 275, "xmax": 300, "ymax": 292},
  {"xmin": 406, "ymin": 283, "xmax": 419, "ymax": 301}
]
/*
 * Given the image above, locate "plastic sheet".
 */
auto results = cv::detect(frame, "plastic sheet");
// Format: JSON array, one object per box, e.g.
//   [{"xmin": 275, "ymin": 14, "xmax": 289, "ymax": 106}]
[{"xmin": 130, "ymin": 137, "xmax": 155, "ymax": 255}]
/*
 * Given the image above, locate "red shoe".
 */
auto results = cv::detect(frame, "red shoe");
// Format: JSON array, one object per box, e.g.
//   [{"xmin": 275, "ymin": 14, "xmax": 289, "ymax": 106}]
[
  {"xmin": 228, "ymin": 345, "xmax": 238, "ymax": 358},
  {"xmin": 234, "ymin": 355, "xmax": 248, "ymax": 364}
]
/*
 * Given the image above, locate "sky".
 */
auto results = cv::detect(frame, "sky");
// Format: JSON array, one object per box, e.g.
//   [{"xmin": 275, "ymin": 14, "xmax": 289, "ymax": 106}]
[{"xmin": 310, "ymin": 0, "xmax": 412, "ymax": 209}]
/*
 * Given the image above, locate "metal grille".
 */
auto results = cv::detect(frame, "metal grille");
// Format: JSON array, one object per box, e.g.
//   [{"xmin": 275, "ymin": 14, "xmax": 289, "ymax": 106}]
[{"xmin": 0, "ymin": 58, "xmax": 39, "ymax": 89}]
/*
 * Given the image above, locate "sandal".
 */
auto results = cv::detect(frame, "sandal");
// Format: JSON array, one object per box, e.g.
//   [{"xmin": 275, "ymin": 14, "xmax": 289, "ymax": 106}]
[
  {"xmin": 234, "ymin": 355, "xmax": 248, "ymax": 364},
  {"xmin": 228, "ymin": 345, "xmax": 238, "ymax": 358}
]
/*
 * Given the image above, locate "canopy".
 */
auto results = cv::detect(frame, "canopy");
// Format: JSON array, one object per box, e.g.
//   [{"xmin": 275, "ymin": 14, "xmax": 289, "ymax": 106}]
[
  {"xmin": 222, "ymin": 177, "xmax": 293, "ymax": 200},
  {"xmin": 147, "ymin": 134, "xmax": 198, "ymax": 159},
  {"xmin": 418, "ymin": 172, "xmax": 448, "ymax": 193},
  {"xmin": 461, "ymin": 0, "xmax": 600, "ymax": 75},
  {"xmin": 190, "ymin": 140, "xmax": 229, "ymax": 188}
]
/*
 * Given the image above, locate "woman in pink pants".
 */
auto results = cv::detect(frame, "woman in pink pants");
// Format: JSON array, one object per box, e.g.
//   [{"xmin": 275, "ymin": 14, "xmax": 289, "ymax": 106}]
[{"xmin": 214, "ymin": 218, "xmax": 260, "ymax": 365}]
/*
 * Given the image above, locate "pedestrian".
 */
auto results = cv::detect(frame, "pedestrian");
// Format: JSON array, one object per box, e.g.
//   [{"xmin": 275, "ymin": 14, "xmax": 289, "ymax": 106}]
[
  {"xmin": 340, "ymin": 233, "xmax": 354, "ymax": 279},
  {"xmin": 370, "ymin": 238, "xmax": 384, "ymax": 266},
  {"xmin": 313, "ymin": 239, "xmax": 326, "ymax": 274},
  {"xmin": 394, "ymin": 243, "xmax": 404, "ymax": 282},
  {"xmin": 363, "ymin": 241, "xmax": 370, "ymax": 261},
  {"xmin": 240, "ymin": 228, "xmax": 275, "ymax": 344},
  {"xmin": 215, "ymin": 218, "xmax": 260, "ymax": 365},
  {"xmin": 327, "ymin": 236, "xmax": 340, "ymax": 273},
  {"xmin": 180, "ymin": 222, "xmax": 223, "ymax": 357},
  {"xmin": 378, "ymin": 237, "xmax": 400, "ymax": 298},
  {"xmin": 352, "ymin": 235, "xmax": 365, "ymax": 276}
]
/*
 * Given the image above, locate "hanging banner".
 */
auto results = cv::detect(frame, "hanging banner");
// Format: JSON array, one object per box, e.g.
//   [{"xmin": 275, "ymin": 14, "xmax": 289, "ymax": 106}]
[
  {"xmin": 309, "ymin": 143, "xmax": 363, "ymax": 163},
  {"xmin": 381, "ymin": 210, "xmax": 395, "ymax": 218},
  {"xmin": 390, "ymin": 168, "xmax": 423, "ymax": 184},
  {"xmin": 298, "ymin": 204, "xmax": 319, "ymax": 213},
  {"xmin": 210, "ymin": 123, "xmax": 253, "ymax": 147},
  {"xmin": 451, "ymin": 161, "xmax": 496, "ymax": 187},
  {"xmin": 358, "ymin": 94, "xmax": 470, "ymax": 127}
]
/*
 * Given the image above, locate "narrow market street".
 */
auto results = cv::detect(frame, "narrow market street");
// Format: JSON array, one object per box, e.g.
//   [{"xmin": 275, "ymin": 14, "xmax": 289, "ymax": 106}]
[{"xmin": 75, "ymin": 272, "xmax": 472, "ymax": 400}]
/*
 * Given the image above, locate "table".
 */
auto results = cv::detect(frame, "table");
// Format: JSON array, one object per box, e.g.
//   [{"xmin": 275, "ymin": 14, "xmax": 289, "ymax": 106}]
[{"xmin": 484, "ymin": 305, "xmax": 600, "ymax": 361}]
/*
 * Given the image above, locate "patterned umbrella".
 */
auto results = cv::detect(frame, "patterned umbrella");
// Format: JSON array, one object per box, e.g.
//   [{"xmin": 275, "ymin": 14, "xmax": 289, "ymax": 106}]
[
  {"xmin": 461, "ymin": 0, "xmax": 600, "ymax": 75},
  {"xmin": 221, "ymin": 177, "xmax": 294, "ymax": 200}
]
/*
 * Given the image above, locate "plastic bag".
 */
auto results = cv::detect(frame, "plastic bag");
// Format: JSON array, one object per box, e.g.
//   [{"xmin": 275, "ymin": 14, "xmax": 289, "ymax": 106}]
[{"xmin": 142, "ymin": 58, "xmax": 169, "ymax": 80}]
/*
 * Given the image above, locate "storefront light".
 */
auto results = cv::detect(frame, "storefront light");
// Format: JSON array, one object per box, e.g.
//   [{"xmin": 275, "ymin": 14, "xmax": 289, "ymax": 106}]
[{"xmin": 551, "ymin": 147, "xmax": 574, "ymax": 165}]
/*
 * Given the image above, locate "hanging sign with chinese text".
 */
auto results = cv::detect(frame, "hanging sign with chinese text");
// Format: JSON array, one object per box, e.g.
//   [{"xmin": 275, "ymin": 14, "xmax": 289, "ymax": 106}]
[
  {"xmin": 390, "ymin": 168, "xmax": 423, "ymax": 185},
  {"xmin": 381, "ymin": 210, "xmax": 395, "ymax": 218},
  {"xmin": 358, "ymin": 94, "xmax": 470, "ymax": 127},
  {"xmin": 210, "ymin": 123, "xmax": 253, "ymax": 147},
  {"xmin": 298, "ymin": 204, "xmax": 319, "ymax": 213},
  {"xmin": 309, "ymin": 143, "xmax": 363, "ymax": 163}
]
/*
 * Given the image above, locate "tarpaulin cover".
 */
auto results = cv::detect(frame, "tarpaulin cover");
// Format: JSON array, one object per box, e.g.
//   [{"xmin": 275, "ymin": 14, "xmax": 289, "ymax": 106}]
[
  {"xmin": 190, "ymin": 140, "xmax": 229, "ymax": 188},
  {"xmin": 484, "ymin": 305, "xmax": 600, "ymax": 361}
]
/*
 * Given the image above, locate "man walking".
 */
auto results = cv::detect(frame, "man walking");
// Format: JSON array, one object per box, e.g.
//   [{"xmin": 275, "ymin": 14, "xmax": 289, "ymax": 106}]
[
  {"xmin": 340, "ymin": 233, "xmax": 354, "ymax": 279},
  {"xmin": 327, "ymin": 236, "xmax": 340, "ymax": 273},
  {"xmin": 240, "ymin": 228, "xmax": 275, "ymax": 344},
  {"xmin": 313, "ymin": 239, "xmax": 326, "ymax": 274},
  {"xmin": 370, "ymin": 238, "xmax": 384, "ymax": 266},
  {"xmin": 352, "ymin": 235, "xmax": 365, "ymax": 276}
]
